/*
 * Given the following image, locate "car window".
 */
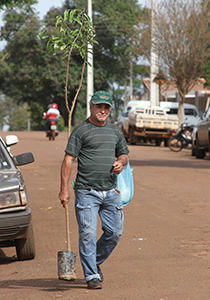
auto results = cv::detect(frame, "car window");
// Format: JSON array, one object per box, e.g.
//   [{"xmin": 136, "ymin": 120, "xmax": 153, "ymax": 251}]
[
  {"xmin": 135, "ymin": 108, "xmax": 144, "ymax": 114},
  {"xmin": 204, "ymin": 106, "xmax": 210, "ymax": 118},
  {"xmin": 166, "ymin": 108, "xmax": 178, "ymax": 115},
  {"xmin": 156, "ymin": 109, "xmax": 164, "ymax": 115},
  {"xmin": 184, "ymin": 108, "xmax": 197, "ymax": 116},
  {"xmin": 0, "ymin": 143, "xmax": 11, "ymax": 169}
]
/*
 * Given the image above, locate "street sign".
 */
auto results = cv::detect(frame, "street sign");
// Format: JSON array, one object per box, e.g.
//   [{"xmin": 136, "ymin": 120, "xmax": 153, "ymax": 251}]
[{"xmin": 153, "ymin": 73, "xmax": 166, "ymax": 86}]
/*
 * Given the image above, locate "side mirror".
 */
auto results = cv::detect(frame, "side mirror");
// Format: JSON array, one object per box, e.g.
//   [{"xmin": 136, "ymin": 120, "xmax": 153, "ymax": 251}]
[
  {"xmin": 5, "ymin": 135, "xmax": 19, "ymax": 147},
  {"xmin": 14, "ymin": 152, "xmax": 35, "ymax": 166}
]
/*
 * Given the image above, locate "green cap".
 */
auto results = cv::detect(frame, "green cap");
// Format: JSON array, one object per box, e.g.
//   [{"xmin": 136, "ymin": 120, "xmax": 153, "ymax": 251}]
[{"xmin": 91, "ymin": 91, "xmax": 112, "ymax": 106}]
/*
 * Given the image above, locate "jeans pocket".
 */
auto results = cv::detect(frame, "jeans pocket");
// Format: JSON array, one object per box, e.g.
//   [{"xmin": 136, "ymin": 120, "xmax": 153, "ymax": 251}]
[
  {"xmin": 76, "ymin": 203, "xmax": 92, "ymax": 229},
  {"xmin": 115, "ymin": 205, "xmax": 124, "ymax": 232}
]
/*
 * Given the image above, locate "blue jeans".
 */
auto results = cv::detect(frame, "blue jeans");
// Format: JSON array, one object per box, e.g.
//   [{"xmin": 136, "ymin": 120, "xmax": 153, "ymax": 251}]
[{"xmin": 75, "ymin": 188, "xmax": 124, "ymax": 282}]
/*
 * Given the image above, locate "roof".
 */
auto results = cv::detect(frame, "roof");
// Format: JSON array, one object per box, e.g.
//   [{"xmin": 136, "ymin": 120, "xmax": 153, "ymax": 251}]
[{"xmin": 143, "ymin": 78, "xmax": 210, "ymax": 96}]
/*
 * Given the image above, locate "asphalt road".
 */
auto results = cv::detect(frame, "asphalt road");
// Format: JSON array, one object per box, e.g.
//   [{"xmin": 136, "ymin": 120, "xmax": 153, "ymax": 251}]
[{"xmin": 0, "ymin": 131, "xmax": 210, "ymax": 300}]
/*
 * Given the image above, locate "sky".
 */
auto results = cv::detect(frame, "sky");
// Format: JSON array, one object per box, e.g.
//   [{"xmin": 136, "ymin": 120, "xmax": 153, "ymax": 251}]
[
  {"xmin": 34, "ymin": 0, "xmax": 149, "ymax": 18},
  {"xmin": 0, "ymin": 0, "xmax": 149, "ymax": 49}
]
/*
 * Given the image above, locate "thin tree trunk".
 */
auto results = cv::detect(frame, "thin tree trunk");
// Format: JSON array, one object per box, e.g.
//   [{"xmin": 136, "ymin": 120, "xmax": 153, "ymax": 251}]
[{"xmin": 178, "ymin": 93, "xmax": 185, "ymax": 126}]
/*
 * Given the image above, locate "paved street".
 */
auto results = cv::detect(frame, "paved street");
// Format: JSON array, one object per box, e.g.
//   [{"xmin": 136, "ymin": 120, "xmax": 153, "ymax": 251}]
[{"xmin": 0, "ymin": 131, "xmax": 210, "ymax": 300}]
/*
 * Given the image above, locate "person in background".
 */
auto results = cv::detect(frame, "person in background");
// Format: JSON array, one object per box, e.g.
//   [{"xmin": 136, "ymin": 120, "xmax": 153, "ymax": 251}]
[
  {"xmin": 43, "ymin": 103, "xmax": 60, "ymax": 135},
  {"xmin": 58, "ymin": 90, "xmax": 129, "ymax": 289}
]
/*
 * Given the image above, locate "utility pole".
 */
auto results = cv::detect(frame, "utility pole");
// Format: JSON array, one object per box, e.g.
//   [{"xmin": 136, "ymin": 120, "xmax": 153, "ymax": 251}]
[
  {"xmin": 150, "ymin": 0, "xmax": 159, "ymax": 106},
  {"xmin": 87, "ymin": 0, "xmax": 93, "ymax": 117}
]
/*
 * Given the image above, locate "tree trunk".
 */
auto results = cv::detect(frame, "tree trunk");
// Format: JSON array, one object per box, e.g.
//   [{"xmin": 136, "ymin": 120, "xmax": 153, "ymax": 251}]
[{"xmin": 178, "ymin": 93, "xmax": 185, "ymax": 126}]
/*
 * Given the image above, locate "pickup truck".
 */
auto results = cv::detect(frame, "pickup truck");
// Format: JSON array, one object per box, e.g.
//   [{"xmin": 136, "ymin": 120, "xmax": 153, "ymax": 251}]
[{"xmin": 122, "ymin": 105, "xmax": 179, "ymax": 146}]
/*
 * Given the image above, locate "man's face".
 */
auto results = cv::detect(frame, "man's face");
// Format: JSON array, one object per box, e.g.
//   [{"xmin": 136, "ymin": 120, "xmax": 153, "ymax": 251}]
[{"xmin": 90, "ymin": 103, "xmax": 111, "ymax": 124}]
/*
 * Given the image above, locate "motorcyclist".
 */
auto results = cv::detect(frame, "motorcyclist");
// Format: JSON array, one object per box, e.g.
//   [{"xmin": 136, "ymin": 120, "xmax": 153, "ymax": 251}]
[{"xmin": 43, "ymin": 103, "xmax": 60, "ymax": 136}]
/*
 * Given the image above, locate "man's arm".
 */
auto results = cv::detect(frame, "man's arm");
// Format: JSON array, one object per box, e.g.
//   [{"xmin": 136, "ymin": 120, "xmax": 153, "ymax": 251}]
[
  {"xmin": 112, "ymin": 154, "xmax": 128, "ymax": 174},
  {"xmin": 58, "ymin": 153, "xmax": 76, "ymax": 208}
]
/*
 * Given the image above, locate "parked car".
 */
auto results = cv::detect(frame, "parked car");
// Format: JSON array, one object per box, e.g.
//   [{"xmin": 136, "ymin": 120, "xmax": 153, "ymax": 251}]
[
  {"xmin": 115, "ymin": 111, "xmax": 129, "ymax": 132},
  {"xmin": 115, "ymin": 102, "xmax": 146, "ymax": 133},
  {"xmin": 0, "ymin": 135, "xmax": 35, "ymax": 260},
  {"xmin": 123, "ymin": 100, "xmax": 201, "ymax": 126},
  {"xmin": 194, "ymin": 106, "xmax": 210, "ymax": 159},
  {"xmin": 160, "ymin": 102, "xmax": 201, "ymax": 126}
]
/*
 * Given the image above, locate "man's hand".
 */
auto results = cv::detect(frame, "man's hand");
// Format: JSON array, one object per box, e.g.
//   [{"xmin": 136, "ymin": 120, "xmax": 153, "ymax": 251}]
[
  {"xmin": 112, "ymin": 160, "xmax": 123, "ymax": 174},
  {"xmin": 112, "ymin": 155, "xmax": 128, "ymax": 174},
  {"xmin": 58, "ymin": 153, "xmax": 75, "ymax": 208},
  {"xmin": 58, "ymin": 189, "xmax": 70, "ymax": 208}
]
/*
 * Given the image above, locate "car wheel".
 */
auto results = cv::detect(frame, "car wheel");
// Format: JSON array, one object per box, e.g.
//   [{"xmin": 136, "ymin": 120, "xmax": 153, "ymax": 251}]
[
  {"xmin": 195, "ymin": 138, "xmax": 205, "ymax": 159},
  {"xmin": 15, "ymin": 225, "xmax": 35, "ymax": 261},
  {"xmin": 191, "ymin": 142, "xmax": 195, "ymax": 156},
  {"xmin": 129, "ymin": 127, "xmax": 137, "ymax": 145},
  {"xmin": 155, "ymin": 139, "xmax": 161, "ymax": 146},
  {"xmin": 164, "ymin": 139, "xmax": 169, "ymax": 147}
]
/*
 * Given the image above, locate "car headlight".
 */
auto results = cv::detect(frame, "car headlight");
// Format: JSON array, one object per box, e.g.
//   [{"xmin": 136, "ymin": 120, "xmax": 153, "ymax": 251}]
[{"xmin": 0, "ymin": 191, "xmax": 21, "ymax": 209}]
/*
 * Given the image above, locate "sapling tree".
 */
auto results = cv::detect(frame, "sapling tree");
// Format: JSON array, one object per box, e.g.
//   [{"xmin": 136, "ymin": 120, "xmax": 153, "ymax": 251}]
[{"xmin": 40, "ymin": 9, "xmax": 98, "ymax": 136}]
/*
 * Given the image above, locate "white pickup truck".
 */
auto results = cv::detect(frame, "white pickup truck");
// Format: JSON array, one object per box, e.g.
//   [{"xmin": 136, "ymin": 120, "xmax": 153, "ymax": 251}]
[{"xmin": 122, "ymin": 105, "xmax": 179, "ymax": 146}]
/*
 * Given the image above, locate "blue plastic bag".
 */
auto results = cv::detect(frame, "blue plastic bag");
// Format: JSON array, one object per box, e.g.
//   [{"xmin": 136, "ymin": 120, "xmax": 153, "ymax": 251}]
[{"xmin": 116, "ymin": 157, "xmax": 134, "ymax": 206}]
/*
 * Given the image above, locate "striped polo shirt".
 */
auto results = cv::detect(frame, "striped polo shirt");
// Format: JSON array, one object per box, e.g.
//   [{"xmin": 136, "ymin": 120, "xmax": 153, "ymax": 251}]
[{"xmin": 65, "ymin": 119, "xmax": 129, "ymax": 190}]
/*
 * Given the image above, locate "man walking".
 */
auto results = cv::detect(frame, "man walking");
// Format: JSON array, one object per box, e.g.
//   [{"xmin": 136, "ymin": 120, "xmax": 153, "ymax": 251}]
[{"xmin": 58, "ymin": 91, "xmax": 129, "ymax": 289}]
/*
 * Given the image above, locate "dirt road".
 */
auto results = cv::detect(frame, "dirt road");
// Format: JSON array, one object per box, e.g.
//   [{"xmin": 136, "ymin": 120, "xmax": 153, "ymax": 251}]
[{"xmin": 0, "ymin": 131, "xmax": 210, "ymax": 300}]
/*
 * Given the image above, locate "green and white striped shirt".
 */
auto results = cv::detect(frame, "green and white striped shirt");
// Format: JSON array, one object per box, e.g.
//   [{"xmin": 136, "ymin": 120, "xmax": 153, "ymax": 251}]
[{"xmin": 65, "ymin": 119, "xmax": 129, "ymax": 190}]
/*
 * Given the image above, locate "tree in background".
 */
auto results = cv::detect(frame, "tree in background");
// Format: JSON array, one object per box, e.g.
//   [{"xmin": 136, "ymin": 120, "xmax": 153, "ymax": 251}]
[
  {"xmin": 90, "ymin": 0, "xmax": 145, "ymax": 104},
  {"xmin": 0, "ymin": 0, "xmax": 148, "ymax": 129},
  {"xmin": 0, "ymin": 94, "xmax": 13, "ymax": 130},
  {"xmin": 8, "ymin": 103, "xmax": 28, "ymax": 131},
  {"xmin": 0, "ymin": 95, "xmax": 28, "ymax": 131},
  {"xmin": 139, "ymin": 0, "xmax": 210, "ymax": 125},
  {"xmin": 0, "ymin": 0, "xmax": 37, "ymax": 10},
  {"xmin": 0, "ymin": 5, "xmax": 46, "ymax": 104}
]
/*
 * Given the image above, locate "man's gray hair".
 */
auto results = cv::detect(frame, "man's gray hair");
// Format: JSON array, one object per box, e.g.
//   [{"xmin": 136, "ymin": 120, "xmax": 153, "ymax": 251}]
[{"xmin": 89, "ymin": 100, "xmax": 94, "ymax": 108}]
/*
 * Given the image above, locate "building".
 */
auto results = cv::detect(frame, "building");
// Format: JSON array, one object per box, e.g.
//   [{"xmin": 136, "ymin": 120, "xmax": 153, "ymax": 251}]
[{"xmin": 142, "ymin": 78, "xmax": 210, "ymax": 113}]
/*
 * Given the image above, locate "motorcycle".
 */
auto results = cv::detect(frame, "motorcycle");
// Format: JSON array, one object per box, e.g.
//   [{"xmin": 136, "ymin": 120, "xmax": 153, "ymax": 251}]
[
  {"xmin": 47, "ymin": 120, "xmax": 58, "ymax": 141},
  {"xmin": 168, "ymin": 122, "xmax": 194, "ymax": 152}
]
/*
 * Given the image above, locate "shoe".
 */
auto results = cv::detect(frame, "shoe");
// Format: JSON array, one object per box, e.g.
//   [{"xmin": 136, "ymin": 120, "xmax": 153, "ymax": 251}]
[
  {"xmin": 87, "ymin": 278, "xmax": 102, "ymax": 289},
  {"xmin": 97, "ymin": 265, "xmax": 104, "ymax": 282}
]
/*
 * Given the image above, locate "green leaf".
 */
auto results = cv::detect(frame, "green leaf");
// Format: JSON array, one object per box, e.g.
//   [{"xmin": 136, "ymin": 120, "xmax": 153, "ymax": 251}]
[
  {"xmin": 40, "ymin": 29, "xmax": 48, "ymax": 39},
  {"xmin": 47, "ymin": 40, "xmax": 53, "ymax": 53},
  {"xmin": 87, "ymin": 61, "xmax": 92, "ymax": 67},
  {"xmin": 52, "ymin": 36, "xmax": 60, "ymax": 41},
  {"xmin": 60, "ymin": 24, "xmax": 66, "ymax": 33},
  {"xmin": 53, "ymin": 44, "xmax": 60, "ymax": 55},
  {"xmin": 64, "ymin": 10, "xmax": 69, "ymax": 22},
  {"xmin": 55, "ymin": 17, "xmax": 62, "ymax": 27},
  {"xmin": 73, "ymin": 42, "xmax": 80, "ymax": 48},
  {"xmin": 69, "ymin": 10, "xmax": 76, "ymax": 23},
  {"xmin": 74, "ymin": 15, "xmax": 82, "ymax": 25}
]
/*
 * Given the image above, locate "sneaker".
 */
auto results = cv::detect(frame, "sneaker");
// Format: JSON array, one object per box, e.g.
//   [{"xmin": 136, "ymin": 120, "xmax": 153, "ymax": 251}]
[
  {"xmin": 97, "ymin": 265, "xmax": 104, "ymax": 282},
  {"xmin": 87, "ymin": 278, "xmax": 102, "ymax": 289}
]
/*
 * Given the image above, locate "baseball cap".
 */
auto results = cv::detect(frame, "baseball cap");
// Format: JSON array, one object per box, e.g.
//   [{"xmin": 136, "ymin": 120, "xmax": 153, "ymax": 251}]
[{"xmin": 91, "ymin": 91, "xmax": 113, "ymax": 106}]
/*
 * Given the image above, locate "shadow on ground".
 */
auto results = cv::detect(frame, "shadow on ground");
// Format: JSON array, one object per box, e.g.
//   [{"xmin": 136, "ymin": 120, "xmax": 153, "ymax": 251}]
[
  {"xmin": 0, "ymin": 277, "xmax": 87, "ymax": 291},
  {"xmin": 130, "ymin": 158, "xmax": 210, "ymax": 169}
]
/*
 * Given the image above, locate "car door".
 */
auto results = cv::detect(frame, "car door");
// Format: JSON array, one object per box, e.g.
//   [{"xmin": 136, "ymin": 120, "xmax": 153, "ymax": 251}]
[{"xmin": 198, "ymin": 107, "xmax": 210, "ymax": 147}]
